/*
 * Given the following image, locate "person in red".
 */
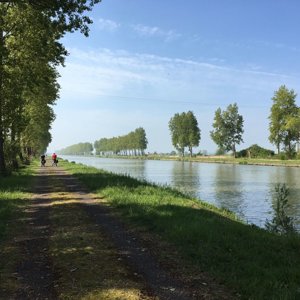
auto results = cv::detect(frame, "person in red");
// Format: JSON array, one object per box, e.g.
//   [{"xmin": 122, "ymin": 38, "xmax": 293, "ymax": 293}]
[{"xmin": 52, "ymin": 153, "xmax": 58, "ymax": 166}]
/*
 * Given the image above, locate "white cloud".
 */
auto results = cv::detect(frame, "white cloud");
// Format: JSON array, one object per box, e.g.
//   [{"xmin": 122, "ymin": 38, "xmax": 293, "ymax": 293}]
[
  {"xmin": 97, "ymin": 18, "xmax": 120, "ymax": 32},
  {"xmin": 59, "ymin": 47, "xmax": 300, "ymax": 107},
  {"xmin": 131, "ymin": 24, "xmax": 181, "ymax": 42}
]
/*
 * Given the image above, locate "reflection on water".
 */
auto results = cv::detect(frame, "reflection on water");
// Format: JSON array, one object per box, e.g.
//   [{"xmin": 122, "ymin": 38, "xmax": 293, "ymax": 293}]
[
  {"xmin": 171, "ymin": 162, "xmax": 200, "ymax": 197},
  {"xmin": 62, "ymin": 155, "xmax": 300, "ymax": 229},
  {"xmin": 213, "ymin": 165, "xmax": 245, "ymax": 219}
]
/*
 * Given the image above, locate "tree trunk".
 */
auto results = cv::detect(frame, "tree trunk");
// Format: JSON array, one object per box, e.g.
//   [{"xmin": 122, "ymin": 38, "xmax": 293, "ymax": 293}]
[
  {"xmin": 232, "ymin": 144, "xmax": 236, "ymax": 158},
  {"xmin": 0, "ymin": 19, "xmax": 6, "ymax": 176}
]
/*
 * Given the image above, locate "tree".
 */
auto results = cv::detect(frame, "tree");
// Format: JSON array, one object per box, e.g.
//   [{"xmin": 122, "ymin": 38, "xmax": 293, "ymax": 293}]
[
  {"xmin": 269, "ymin": 85, "xmax": 299, "ymax": 157},
  {"xmin": 210, "ymin": 103, "xmax": 244, "ymax": 158},
  {"xmin": 0, "ymin": 0, "xmax": 101, "ymax": 175},
  {"xmin": 285, "ymin": 110, "xmax": 300, "ymax": 153},
  {"xmin": 185, "ymin": 111, "xmax": 201, "ymax": 156},
  {"xmin": 169, "ymin": 113, "xmax": 185, "ymax": 156},
  {"xmin": 169, "ymin": 111, "xmax": 200, "ymax": 157}
]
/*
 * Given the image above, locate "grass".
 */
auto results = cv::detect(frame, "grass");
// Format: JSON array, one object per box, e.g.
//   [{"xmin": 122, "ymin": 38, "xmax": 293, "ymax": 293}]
[
  {"xmin": 94, "ymin": 153, "xmax": 300, "ymax": 167},
  {"xmin": 0, "ymin": 166, "xmax": 34, "ymax": 240},
  {"xmin": 0, "ymin": 164, "xmax": 36, "ymax": 296},
  {"xmin": 0, "ymin": 161, "xmax": 152, "ymax": 300},
  {"xmin": 49, "ymin": 199, "xmax": 149, "ymax": 299},
  {"xmin": 61, "ymin": 159, "xmax": 300, "ymax": 300},
  {"xmin": 47, "ymin": 178, "xmax": 152, "ymax": 300}
]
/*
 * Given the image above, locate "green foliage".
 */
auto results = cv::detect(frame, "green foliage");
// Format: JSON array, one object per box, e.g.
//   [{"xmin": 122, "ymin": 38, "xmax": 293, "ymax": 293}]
[
  {"xmin": 215, "ymin": 147, "xmax": 226, "ymax": 155},
  {"xmin": 57, "ymin": 142, "xmax": 93, "ymax": 155},
  {"xmin": 237, "ymin": 144, "xmax": 275, "ymax": 158},
  {"xmin": 265, "ymin": 184, "xmax": 296, "ymax": 235},
  {"xmin": 0, "ymin": 1, "xmax": 101, "ymax": 175},
  {"xmin": 210, "ymin": 103, "xmax": 244, "ymax": 158},
  {"xmin": 169, "ymin": 111, "xmax": 200, "ymax": 156},
  {"xmin": 269, "ymin": 85, "xmax": 299, "ymax": 157},
  {"xmin": 94, "ymin": 127, "xmax": 148, "ymax": 156}
]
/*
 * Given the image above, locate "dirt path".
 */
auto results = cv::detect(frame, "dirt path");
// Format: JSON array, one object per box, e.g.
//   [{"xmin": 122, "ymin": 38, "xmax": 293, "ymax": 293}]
[{"xmin": 1, "ymin": 165, "xmax": 235, "ymax": 299}]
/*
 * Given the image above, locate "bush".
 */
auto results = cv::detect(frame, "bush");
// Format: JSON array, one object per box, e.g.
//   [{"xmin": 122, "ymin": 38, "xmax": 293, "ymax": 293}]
[
  {"xmin": 237, "ymin": 144, "xmax": 275, "ymax": 158},
  {"xmin": 265, "ymin": 184, "xmax": 295, "ymax": 235}
]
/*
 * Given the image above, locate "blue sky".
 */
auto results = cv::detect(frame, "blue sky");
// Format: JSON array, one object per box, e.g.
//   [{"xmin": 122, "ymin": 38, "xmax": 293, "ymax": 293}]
[{"xmin": 48, "ymin": 0, "xmax": 300, "ymax": 154}]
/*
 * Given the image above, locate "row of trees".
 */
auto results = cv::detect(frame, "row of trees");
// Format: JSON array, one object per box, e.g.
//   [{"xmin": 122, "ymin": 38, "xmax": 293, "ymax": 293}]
[
  {"xmin": 58, "ymin": 127, "xmax": 148, "ymax": 156},
  {"xmin": 169, "ymin": 86, "xmax": 300, "ymax": 158},
  {"xmin": 57, "ymin": 142, "xmax": 93, "ymax": 156},
  {"xmin": 169, "ymin": 105, "xmax": 244, "ymax": 157},
  {"xmin": 0, "ymin": 1, "xmax": 100, "ymax": 176},
  {"xmin": 94, "ymin": 127, "xmax": 148, "ymax": 156}
]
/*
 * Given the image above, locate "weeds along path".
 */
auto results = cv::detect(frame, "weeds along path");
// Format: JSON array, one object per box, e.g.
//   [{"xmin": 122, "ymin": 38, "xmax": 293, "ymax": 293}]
[{"xmin": 1, "ymin": 165, "xmax": 234, "ymax": 299}]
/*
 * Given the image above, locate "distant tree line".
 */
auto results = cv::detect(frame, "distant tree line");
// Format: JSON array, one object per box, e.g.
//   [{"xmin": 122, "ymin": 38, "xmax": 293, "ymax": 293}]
[
  {"xmin": 58, "ymin": 127, "xmax": 148, "ymax": 156},
  {"xmin": 94, "ymin": 127, "xmax": 148, "ymax": 156},
  {"xmin": 0, "ymin": 1, "xmax": 100, "ymax": 176},
  {"xmin": 57, "ymin": 143, "xmax": 93, "ymax": 155}
]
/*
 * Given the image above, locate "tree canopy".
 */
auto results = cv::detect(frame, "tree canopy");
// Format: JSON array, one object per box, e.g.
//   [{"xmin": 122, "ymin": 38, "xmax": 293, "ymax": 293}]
[
  {"xmin": 269, "ymin": 85, "xmax": 299, "ymax": 157},
  {"xmin": 57, "ymin": 142, "xmax": 93, "ymax": 155},
  {"xmin": 169, "ymin": 111, "xmax": 200, "ymax": 156},
  {"xmin": 0, "ymin": 0, "xmax": 101, "ymax": 175},
  {"xmin": 210, "ymin": 103, "xmax": 244, "ymax": 158},
  {"xmin": 94, "ymin": 127, "xmax": 148, "ymax": 156}
]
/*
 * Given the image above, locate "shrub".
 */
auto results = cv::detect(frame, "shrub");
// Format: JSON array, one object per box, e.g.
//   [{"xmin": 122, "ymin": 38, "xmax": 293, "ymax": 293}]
[
  {"xmin": 237, "ymin": 144, "xmax": 275, "ymax": 158},
  {"xmin": 265, "ymin": 184, "xmax": 295, "ymax": 235}
]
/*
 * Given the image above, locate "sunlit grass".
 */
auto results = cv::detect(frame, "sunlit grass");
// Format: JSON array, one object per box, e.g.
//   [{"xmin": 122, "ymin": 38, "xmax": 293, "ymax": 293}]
[
  {"xmin": 61, "ymin": 159, "xmax": 300, "ymax": 299},
  {"xmin": 82, "ymin": 288, "xmax": 146, "ymax": 300}
]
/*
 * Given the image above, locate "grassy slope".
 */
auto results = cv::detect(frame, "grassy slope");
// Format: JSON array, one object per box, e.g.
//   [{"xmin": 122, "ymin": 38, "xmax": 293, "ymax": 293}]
[
  {"xmin": 0, "ymin": 165, "xmax": 35, "ymax": 295},
  {"xmin": 62, "ymin": 160, "xmax": 300, "ymax": 300},
  {"xmin": 0, "ymin": 166, "xmax": 34, "ymax": 239}
]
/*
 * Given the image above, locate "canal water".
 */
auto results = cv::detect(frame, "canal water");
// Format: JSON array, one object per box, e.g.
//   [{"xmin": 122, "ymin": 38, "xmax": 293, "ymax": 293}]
[{"xmin": 61, "ymin": 155, "xmax": 300, "ymax": 229}]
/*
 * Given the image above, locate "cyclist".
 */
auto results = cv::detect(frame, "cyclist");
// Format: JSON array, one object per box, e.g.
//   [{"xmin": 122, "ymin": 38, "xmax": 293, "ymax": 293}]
[{"xmin": 52, "ymin": 153, "xmax": 58, "ymax": 166}]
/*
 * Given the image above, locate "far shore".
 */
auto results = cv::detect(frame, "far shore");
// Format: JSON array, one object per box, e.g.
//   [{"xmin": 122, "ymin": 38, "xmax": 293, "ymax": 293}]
[{"xmin": 60, "ymin": 153, "xmax": 300, "ymax": 168}]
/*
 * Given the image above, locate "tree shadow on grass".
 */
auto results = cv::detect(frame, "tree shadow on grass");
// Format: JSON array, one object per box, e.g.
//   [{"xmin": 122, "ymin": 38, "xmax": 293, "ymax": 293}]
[{"xmin": 61, "ymin": 170, "xmax": 300, "ymax": 299}]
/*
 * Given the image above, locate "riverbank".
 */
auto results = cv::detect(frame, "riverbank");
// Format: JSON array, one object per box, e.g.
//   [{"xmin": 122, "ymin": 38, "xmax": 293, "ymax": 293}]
[
  {"xmin": 63, "ymin": 160, "xmax": 300, "ymax": 299},
  {"xmin": 91, "ymin": 154, "xmax": 300, "ymax": 168},
  {"xmin": 1, "ymin": 161, "xmax": 300, "ymax": 299}
]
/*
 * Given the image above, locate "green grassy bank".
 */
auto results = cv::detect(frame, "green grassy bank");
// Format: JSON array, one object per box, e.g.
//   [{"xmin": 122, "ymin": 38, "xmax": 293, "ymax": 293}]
[
  {"xmin": 94, "ymin": 153, "xmax": 300, "ymax": 167},
  {"xmin": 0, "ymin": 166, "xmax": 34, "ymax": 240},
  {"xmin": 62, "ymin": 160, "xmax": 300, "ymax": 300}
]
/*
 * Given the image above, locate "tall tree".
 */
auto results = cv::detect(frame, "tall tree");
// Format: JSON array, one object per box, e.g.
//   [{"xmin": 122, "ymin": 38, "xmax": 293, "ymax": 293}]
[
  {"xmin": 210, "ymin": 103, "xmax": 244, "ymax": 158},
  {"xmin": 185, "ymin": 111, "xmax": 201, "ymax": 156},
  {"xmin": 169, "ymin": 111, "xmax": 201, "ymax": 157},
  {"xmin": 285, "ymin": 110, "xmax": 300, "ymax": 153},
  {"xmin": 0, "ymin": 0, "xmax": 101, "ymax": 175},
  {"xmin": 269, "ymin": 85, "xmax": 299, "ymax": 157}
]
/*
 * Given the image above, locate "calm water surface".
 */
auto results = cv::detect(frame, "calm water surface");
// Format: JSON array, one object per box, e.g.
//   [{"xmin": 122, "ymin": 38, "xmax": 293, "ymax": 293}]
[{"xmin": 61, "ymin": 155, "xmax": 300, "ymax": 229}]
